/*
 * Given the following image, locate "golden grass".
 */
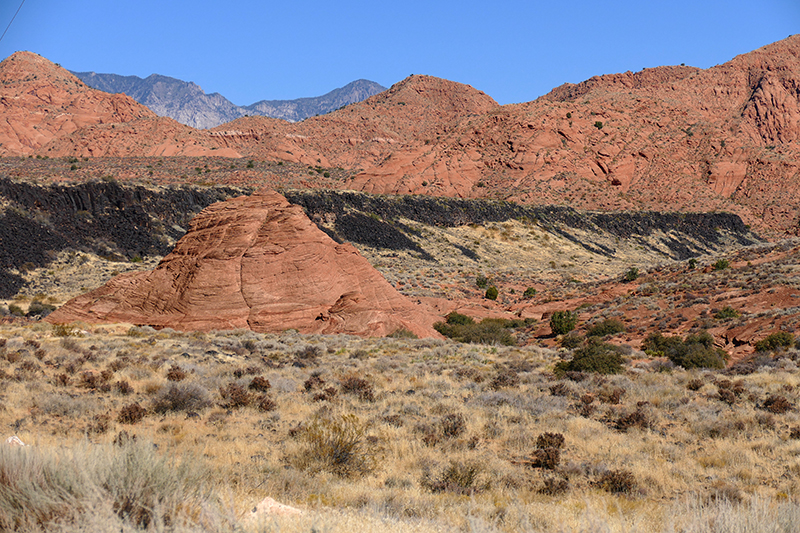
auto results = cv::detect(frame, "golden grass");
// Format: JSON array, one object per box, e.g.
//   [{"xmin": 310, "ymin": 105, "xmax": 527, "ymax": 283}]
[{"xmin": 1, "ymin": 322, "xmax": 799, "ymax": 531}]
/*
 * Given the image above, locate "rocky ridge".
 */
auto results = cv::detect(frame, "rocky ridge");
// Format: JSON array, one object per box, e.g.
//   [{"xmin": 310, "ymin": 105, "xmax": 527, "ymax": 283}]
[
  {"xmin": 3, "ymin": 38, "xmax": 800, "ymax": 235},
  {"xmin": 72, "ymin": 71, "xmax": 386, "ymax": 129}
]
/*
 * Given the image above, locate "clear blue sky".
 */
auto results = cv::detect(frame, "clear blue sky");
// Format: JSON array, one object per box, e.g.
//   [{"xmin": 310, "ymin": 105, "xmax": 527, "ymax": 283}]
[{"xmin": 1, "ymin": 1, "xmax": 797, "ymax": 105}]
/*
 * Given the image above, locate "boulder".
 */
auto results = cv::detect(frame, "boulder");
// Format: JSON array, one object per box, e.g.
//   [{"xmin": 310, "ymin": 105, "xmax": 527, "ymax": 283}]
[{"xmin": 46, "ymin": 190, "xmax": 441, "ymax": 338}]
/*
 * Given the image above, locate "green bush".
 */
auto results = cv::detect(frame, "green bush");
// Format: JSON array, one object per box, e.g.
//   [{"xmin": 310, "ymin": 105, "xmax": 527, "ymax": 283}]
[
  {"xmin": 643, "ymin": 331, "xmax": 727, "ymax": 369},
  {"xmin": 523, "ymin": 287, "xmax": 537, "ymax": 299},
  {"xmin": 623, "ymin": 267, "xmax": 639, "ymax": 282},
  {"xmin": 586, "ymin": 318, "xmax": 625, "ymax": 338},
  {"xmin": 475, "ymin": 274, "xmax": 489, "ymax": 289},
  {"xmin": 754, "ymin": 331, "xmax": 795, "ymax": 353},
  {"xmin": 26, "ymin": 299, "xmax": 56, "ymax": 317},
  {"xmin": 713, "ymin": 259, "xmax": 730, "ymax": 270},
  {"xmin": 550, "ymin": 310, "xmax": 577, "ymax": 336},
  {"xmin": 555, "ymin": 338, "xmax": 624, "ymax": 375},
  {"xmin": 714, "ymin": 306, "xmax": 740, "ymax": 320},
  {"xmin": 444, "ymin": 312, "xmax": 474, "ymax": 326},
  {"xmin": 594, "ymin": 121, "xmax": 604, "ymax": 129},
  {"xmin": 485, "ymin": 286, "xmax": 499, "ymax": 300},
  {"xmin": 434, "ymin": 319, "xmax": 516, "ymax": 346},
  {"xmin": 560, "ymin": 332, "xmax": 585, "ymax": 349},
  {"xmin": 434, "ymin": 314, "xmax": 528, "ymax": 346}
]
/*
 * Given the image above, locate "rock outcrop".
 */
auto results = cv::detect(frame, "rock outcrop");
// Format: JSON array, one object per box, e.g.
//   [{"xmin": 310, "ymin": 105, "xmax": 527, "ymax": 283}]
[
  {"xmin": 0, "ymin": 52, "xmax": 155, "ymax": 156},
  {"xmin": 46, "ymin": 190, "xmax": 440, "ymax": 338}
]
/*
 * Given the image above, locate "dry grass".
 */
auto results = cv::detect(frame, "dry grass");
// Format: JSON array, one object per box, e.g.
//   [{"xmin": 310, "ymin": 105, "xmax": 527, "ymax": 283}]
[{"xmin": 0, "ymin": 322, "xmax": 799, "ymax": 531}]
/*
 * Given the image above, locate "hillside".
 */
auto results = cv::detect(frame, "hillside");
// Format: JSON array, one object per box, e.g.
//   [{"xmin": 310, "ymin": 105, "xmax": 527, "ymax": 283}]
[
  {"xmin": 72, "ymin": 71, "xmax": 386, "ymax": 128},
  {"xmin": 1, "ymin": 36, "xmax": 800, "ymax": 238}
]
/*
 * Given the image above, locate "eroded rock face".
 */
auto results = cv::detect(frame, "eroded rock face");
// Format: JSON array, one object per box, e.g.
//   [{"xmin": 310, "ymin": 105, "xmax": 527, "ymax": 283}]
[
  {"xmin": 0, "ymin": 52, "xmax": 155, "ymax": 156},
  {"xmin": 46, "ymin": 190, "xmax": 440, "ymax": 337}
]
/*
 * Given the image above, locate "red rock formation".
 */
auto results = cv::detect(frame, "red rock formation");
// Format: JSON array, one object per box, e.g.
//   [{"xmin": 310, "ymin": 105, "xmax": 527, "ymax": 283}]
[
  {"xmin": 46, "ymin": 190, "xmax": 440, "ymax": 338},
  {"xmin": 5, "ymin": 37, "xmax": 800, "ymax": 235},
  {"xmin": 0, "ymin": 52, "xmax": 155, "ymax": 156}
]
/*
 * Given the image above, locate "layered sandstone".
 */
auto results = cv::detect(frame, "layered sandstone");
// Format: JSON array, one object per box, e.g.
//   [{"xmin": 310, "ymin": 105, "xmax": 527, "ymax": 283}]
[
  {"xmin": 0, "ymin": 52, "xmax": 155, "ymax": 156},
  {"xmin": 46, "ymin": 190, "xmax": 440, "ymax": 337}
]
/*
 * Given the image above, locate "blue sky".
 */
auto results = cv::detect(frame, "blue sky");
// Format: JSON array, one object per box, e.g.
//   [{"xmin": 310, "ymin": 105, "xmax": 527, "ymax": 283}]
[{"xmin": 1, "ymin": 1, "xmax": 797, "ymax": 105}]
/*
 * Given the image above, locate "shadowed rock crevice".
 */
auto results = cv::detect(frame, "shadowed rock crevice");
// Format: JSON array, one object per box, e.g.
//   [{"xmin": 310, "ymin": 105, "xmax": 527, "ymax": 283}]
[{"xmin": 284, "ymin": 190, "xmax": 762, "ymax": 261}]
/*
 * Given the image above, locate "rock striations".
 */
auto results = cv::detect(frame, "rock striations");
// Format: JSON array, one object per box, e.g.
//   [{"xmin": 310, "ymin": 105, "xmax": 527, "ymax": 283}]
[{"xmin": 46, "ymin": 190, "xmax": 440, "ymax": 338}]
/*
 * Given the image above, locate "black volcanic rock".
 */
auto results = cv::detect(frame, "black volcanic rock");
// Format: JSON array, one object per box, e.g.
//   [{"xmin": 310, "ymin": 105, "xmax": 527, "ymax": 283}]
[{"xmin": 72, "ymin": 71, "xmax": 386, "ymax": 129}]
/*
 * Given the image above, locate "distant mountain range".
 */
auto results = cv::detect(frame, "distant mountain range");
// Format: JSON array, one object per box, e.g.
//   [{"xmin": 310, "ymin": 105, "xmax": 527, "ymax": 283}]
[{"xmin": 70, "ymin": 71, "xmax": 386, "ymax": 129}]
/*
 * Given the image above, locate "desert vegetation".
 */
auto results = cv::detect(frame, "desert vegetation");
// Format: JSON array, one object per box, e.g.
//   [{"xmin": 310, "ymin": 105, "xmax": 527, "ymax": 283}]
[{"xmin": 1, "ymin": 322, "xmax": 800, "ymax": 531}]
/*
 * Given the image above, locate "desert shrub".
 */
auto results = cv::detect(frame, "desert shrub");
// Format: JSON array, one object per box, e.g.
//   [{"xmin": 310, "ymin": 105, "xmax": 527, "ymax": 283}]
[
  {"xmin": 531, "ymin": 447, "xmax": 561, "ymax": 470},
  {"xmin": 586, "ymin": 318, "xmax": 625, "ymax": 338},
  {"xmin": 388, "ymin": 328, "xmax": 418, "ymax": 339},
  {"xmin": 714, "ymin": 306, "xmax": 740, "ymax": 320},
  {"xmin": 600, "ymin": 387, "xmax": 626, "ymax": 404},
  {"xmin": 549, "ymin": 382, "xmax": 572, "ymax": 396},
  {"xmin": 475, "ymin": 274, "xmax": 489, "ymax": 289},
  {"xmin": 434, "ymin": 316, "xmax": 517, "ymax": 346},
  {"xmin": 763, "ymin": 394, "xmax": 793, "ymax": 414},
  {"xmin": 340, "ymin": 375, "xmax": 375, "ymax": 402},
  {"xmin": 422, "ymin": 461, "xmax": 484, "ymax": 495},
  {"xmin": 7, "ymin": 304, "xmax": 24, "ymax": 317},
  {"xmin": 687, "ymin": 378, "xmax": 705, "ymax": 391},
  {"xmin": 550, "ymin": 310, "xmax": 577, "ymax": 335},
  {"xmin": 248, "ymin": 376, "xmax": 271, "ymax": 392},
  {"xmin": 711, "ymin": 258, "xmax": 730, "ymax": 270},
  {"xmin": 530, "ymin": 432, "xmax": 565, "ymax": 470},
  {"xmin": 489, "ymin": 369, "xmax": 520, "ymax": 390},
  {"xmin": 536, "ymin": 432, "xmax": 565, "ymax": 450},
  {"xmin": 0, "ymin": 439, "xmax": 211, "ymax": 530},
  {"xmin": 77, "ymin": 371, "xmax": 112, "ymax": 392},
  {"xmin": 754, "ymin": 331, "xmax": 795, "ymax": 353},
  {"xmin": 789, "ymin": 427, "xmax": 800, "ymax": 439},
  {"xmin": 218, "ymin": 383, "xmax": 251, "ymax": 409},
  {"xmin": 560, "ymin": 332, "xmax": 584, "ymax": 349},
  {"xmin": 622, "ymin": 267, "xmax": 639, "ymax": 282},
  {"xmin": 255, "ymin": 394, "xmax": 277, "ymax": 412},
  {"xmin": 52, "ymin": 323, "xmax": 81, "ymax": 337},
  {"xmin": 523, "ymin": 287, "xmax": 537, "ymax": 299},
  {"xmin": 555, "ymin": 338, "xmax": 624, "ymax": 375},
  {"xmin": 115, "ymin": 380, "xmax": 134, "ymax": 395},
  {"xmin": 165, "ymin": 364, "xmax": 187, "ymax": 381},
  {"xmin": 287, "ymin": 414, "xmax": 379, "ymax": 478},
  {"xmin": 615, "ymin": 409, "xmax": 651, "ymax": 431},
  {"xmin": 26, "ymin": 299, "xmax": 55, "ymax": 317},
  {"xmin": 440, "ymin": 413, "xmax": 467, "ymax": 439},
  {"xmin": 643, "ymin": 331, "xmax": 727, "ymax": 369},
  {"xmin": 718, "ymin": 388, "xmax": 736, "ymax": 405},
  {"xmin": 595, "ymin": 469, "xmax": 637, "ymax": 494},
  {"xmin": 304, "ymin": 372, "xmax": 325, "ymax": 392},
  {"xmin": 538, "ymin": 476, "xmax": 569, "ymax": 495},
  {"xmin": 152, "ymin": 383, "xmax": 211, "ymax": 413},
  {"xmin": 445, "ymin": 312, "xmax": 474, "ymax": 326},
  {"xmin": 313, "ymin": 387, "xmax": 338, "ymax": 402},
  {"xmin": 117, "ymin": 403, "xmax": 146, "ymax": 424},
  {"xmin": 86, "ymin": 414, "xmax": 111, "ymax": 436},
  {"xmin": 484, "ymin": 286, "xmax": 499, "ymax": 300}
]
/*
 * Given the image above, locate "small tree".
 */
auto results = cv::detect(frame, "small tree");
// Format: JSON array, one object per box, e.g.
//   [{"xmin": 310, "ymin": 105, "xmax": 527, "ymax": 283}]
[
  {"xmin": 485, "ymin": 286, "xmax": 498, "ymax": 300},
  {"xmin": 523, "ymin": 287, "xmax": 537, "ymax": 299},
  {"xmin": 550, "ymin": 311, "xmax": 577, "ymax": 336},
  {"xmin": 623, "ymin": 267, "xmax": 639, "ymax": 282}
]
